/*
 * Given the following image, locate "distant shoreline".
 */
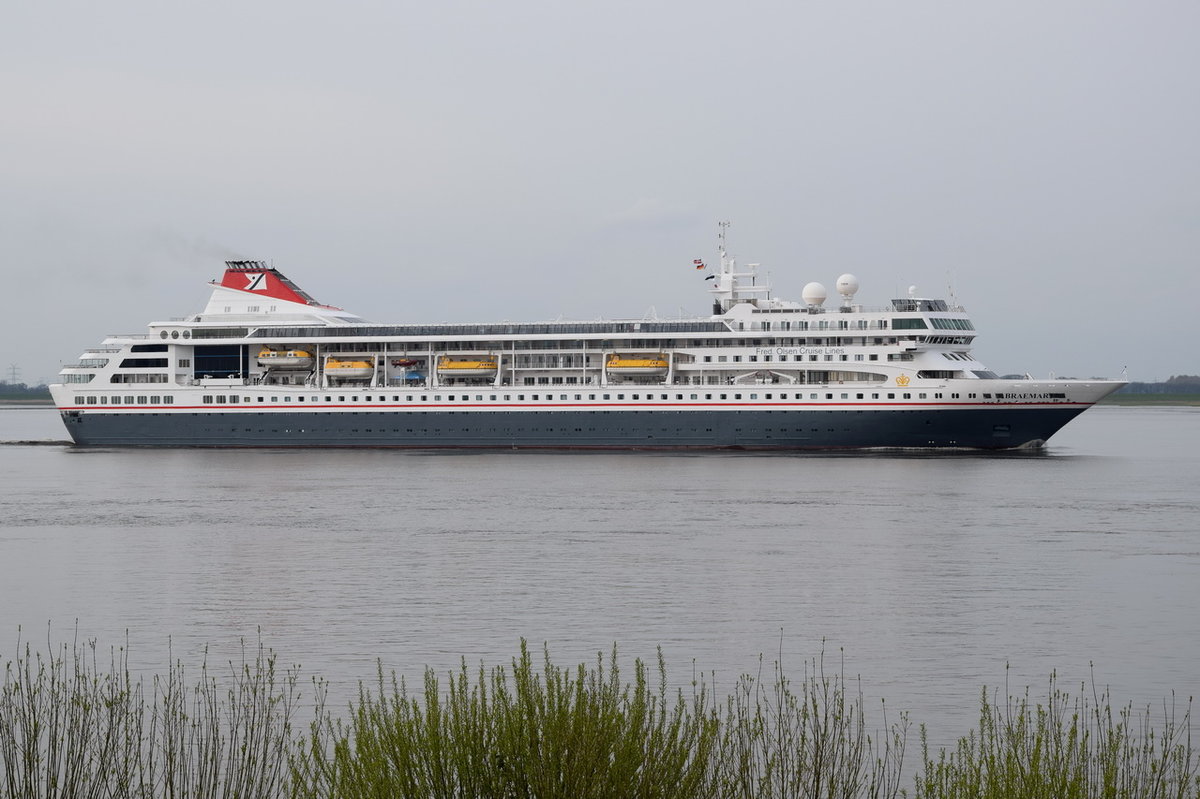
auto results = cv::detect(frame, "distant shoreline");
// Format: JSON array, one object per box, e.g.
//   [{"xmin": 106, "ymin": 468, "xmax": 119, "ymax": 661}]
[
  {"xmin": 1099, "ymin": 394, "xmax": 1200, "ymax": 407},
  {"xmin": 0, "ymin": 398, "xmax": 53, "ymax": 407}
]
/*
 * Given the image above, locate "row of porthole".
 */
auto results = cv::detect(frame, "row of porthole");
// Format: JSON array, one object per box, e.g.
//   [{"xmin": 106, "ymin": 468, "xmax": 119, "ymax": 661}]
[
  {"xmin": 115, "ymin": 418, "xmax": 860, "ymax": 435},
  {"xmin": 193, "ymin": 391, "xmax": 943, "ymax": 404}
]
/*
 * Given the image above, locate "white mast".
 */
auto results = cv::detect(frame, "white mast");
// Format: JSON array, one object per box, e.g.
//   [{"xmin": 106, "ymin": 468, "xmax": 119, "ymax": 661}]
[{"xmin": 709, "ymin": 221, "xmax": 772, "ymax": 314}]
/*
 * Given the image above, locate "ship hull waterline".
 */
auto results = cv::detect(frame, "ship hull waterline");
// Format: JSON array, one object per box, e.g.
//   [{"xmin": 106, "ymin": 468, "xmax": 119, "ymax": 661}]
[{"xmin": 58, "ymin": 406, "xmax": 1089, "ymax": 450}]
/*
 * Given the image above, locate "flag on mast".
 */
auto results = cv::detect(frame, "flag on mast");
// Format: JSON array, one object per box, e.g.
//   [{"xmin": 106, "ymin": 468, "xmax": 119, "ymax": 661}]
[{"xmin": 693, "ymin": 259, "xmax": 706, "ymax": 270}]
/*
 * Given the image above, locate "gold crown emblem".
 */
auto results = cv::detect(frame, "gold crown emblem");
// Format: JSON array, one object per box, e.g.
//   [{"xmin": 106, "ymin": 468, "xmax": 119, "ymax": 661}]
[{"xmin": 896, "ymin": 374, "xmax": 910, "ymax": 387}]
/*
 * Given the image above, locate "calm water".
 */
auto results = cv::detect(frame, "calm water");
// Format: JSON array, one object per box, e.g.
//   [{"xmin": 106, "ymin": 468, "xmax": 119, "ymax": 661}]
[{"xmin": 1, "ymin": 404, "xmax": 1197, "ymax": 749}]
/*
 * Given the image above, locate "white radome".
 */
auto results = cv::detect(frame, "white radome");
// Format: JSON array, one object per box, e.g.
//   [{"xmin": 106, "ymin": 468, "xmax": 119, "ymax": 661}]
[
  {"xmin": 802, "ymin": 282, "xmax": 827, "ymax": 306},
  {"xmin": 836, "ymin": 273, "xmax": 859, "ymax": 298}
]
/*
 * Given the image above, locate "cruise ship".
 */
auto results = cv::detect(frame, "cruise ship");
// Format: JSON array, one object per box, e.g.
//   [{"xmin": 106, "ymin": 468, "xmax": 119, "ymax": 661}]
[{"xmin": 50, "ymin": 227, "xmax": 1124, "ymax": 448}]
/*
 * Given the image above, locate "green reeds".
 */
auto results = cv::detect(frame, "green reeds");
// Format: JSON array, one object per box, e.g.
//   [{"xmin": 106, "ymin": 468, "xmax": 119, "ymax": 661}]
[
  {"xmin": 913, "ymin": 668, "xmax": 1200, "ymax": 799},
  {"xmin": 714, "ymin": 649, "xmax": 907, "ymax": 799},
  {"xmin": 1, "ymin": 634, "xmax": 1197, "ymax": 798},
  {"xmin": 295, "ymin": 640, "xmax": 718, "ymax": 799},
  {"xmin": 0, "ymin": 630, "xmax": 301, "ymax": 799},
  {"xmin": 295, "ymin": 641, "xmax": 907, "ymax": 799}
]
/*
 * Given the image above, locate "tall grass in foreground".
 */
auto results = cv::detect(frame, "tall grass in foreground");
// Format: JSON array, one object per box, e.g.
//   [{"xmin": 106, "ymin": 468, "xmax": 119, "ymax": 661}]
[
  {"xmin": 296, "ymin": 641, "xmax": 906, "ymax": 799},
  {"xmin": 714, "ymin": 649, "xmax": 907, "ymax": 799},
  {"xmin": 1, "ymin": 635, "xmax": 1198, "ymax": 798},
  {"xmin": 296, "ymin": 641, "xmax": 719, "ymax": 798},
  {"xmin": 914, "ymin": 669, "xmax": 1200, "ymax": 799},
  {"xmin": 0, "ymin": 632, "xmax": 300, "ymax": 799}
]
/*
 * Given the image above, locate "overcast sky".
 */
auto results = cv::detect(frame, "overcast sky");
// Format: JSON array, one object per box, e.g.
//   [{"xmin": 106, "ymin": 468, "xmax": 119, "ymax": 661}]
[{"xmin": 3, "ymin": 0, "xmax": 1196, "ymax": 384}]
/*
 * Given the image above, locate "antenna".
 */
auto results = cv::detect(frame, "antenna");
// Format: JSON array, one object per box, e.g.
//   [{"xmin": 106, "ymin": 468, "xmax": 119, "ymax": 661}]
[{"xmin": 717, "ymin": 220, "xmax": 731, "ymax": 265}]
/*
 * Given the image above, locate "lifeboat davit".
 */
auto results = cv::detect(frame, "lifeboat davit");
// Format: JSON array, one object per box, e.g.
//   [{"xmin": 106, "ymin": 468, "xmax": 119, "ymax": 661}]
[
  {"xmin": 437, "ymin": 357, "xmax": 498, "ymax": 377},
  {"xmin": 606, "ymin": 354, "xmax": 669, "ymax": 376},
  {"xmin": 257, "ymin": 348, "xmax": 315, "ymax": 369},
  {"xmin": 325, "ymin": 357, "xmax": 375, "ymax": 379}
]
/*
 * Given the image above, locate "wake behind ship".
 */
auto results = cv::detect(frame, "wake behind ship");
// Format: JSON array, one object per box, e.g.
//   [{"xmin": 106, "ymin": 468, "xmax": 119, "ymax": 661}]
[{"xmin": 51, "ymin": 227, "xmax": 1124, "ymax": 449}]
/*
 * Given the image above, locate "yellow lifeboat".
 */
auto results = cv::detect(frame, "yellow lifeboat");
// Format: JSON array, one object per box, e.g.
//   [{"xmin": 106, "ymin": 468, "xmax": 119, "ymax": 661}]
[
  {"xmin": 606, "ymin": 354, "xmax": 669, "ymax": 376},
  {"xmin": 257, "ymin": 348, "xmax": 315, "ymax": 369},
  {"xmin": 437, "ymin": 356, "xmax": 498, "ymax": 377},
  {"xmin": 325, "ymin": 357, "xmax": 375, "ymax": 380}
]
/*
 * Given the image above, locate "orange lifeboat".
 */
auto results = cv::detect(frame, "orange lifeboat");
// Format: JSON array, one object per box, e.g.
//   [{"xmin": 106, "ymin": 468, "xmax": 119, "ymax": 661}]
[
  {"xmin": 606, "ymin": 354, "xmax": 669, "ymax": 376},
  {"xmin": 325, "ymin": 357, "xmax": 374, "ymax": 380}
]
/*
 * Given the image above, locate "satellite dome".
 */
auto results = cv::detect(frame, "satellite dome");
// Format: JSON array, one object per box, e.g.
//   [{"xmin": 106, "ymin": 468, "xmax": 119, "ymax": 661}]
[
  {"xmin": 836, "ymin": 273, "xmax": 859, "ymax": 298},
  {"xmin": 802, "ymin": 282, "xmax": 827, "ymax": 306}
]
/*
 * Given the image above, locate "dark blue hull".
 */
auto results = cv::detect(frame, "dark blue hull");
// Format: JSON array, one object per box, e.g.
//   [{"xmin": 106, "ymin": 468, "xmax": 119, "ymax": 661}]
[{"xmin": 60, "ymin": 406, "xmax": 1089, "ymax": 449}]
